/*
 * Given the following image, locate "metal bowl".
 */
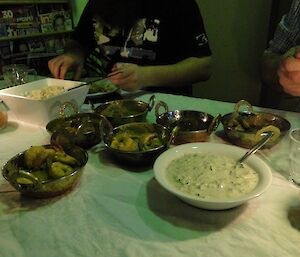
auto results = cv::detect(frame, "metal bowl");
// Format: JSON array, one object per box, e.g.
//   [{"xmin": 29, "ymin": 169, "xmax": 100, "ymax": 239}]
[
  {"xmin": 2, "ymin": 145, "xmax": 88, "ymax": 198},
  {"xmin": 101, "ymin": 120, "xmax": 172, "ymax": 165},
  {"xmin": 94, "ymin": 95, "xmax": 155, "ymax": 126},
  {"xmin": 46, "ymin": 111, "xmax": 103, "ymax": 149},
  {"xmin": 155, "ymin": 101, "xmax": 221, "ymax": 145},
  {"xmin": 221, "ymin": 100, "xmax": 291, "ymax": 148}
]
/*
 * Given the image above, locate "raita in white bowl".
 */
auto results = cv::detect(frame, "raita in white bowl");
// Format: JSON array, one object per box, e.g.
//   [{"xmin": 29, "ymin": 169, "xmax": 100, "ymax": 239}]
[{"xmin": 153, "ymin": 142, "xmax": 272, "ymax": 210}]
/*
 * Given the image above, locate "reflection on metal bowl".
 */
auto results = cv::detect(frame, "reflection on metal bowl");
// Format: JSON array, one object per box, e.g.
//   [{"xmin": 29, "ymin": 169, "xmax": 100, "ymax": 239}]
[
  {"xmin": 2, "ymin": 145, "xmax": 88, "ymax": 198},
  {"xmin": 102, "ymin": 121, "xmax": 172, "ymax": 165},
  {"xmin": 155, "ymin": 101, "xmax": 220, "ymax": 145},
  {"xmin": 94, "ymin": 95, "xmax": 155, "ymax": 126},
  {"xmin": 221, "ymin": 100, "xmax": 291, "ymax": 148}
]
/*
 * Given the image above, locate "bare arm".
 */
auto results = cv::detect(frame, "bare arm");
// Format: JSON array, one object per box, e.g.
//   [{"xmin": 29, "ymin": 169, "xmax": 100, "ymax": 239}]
[
  {"xmin": 143, "ymin": 56, "xmax": 211, "ymax": 87},
  {"xmin": 108, "ymin": 56, "xmax": 212, "ymax": 91}
]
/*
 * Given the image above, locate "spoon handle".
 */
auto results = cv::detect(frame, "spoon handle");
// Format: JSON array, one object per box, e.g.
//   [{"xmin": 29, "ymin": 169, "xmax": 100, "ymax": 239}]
[{"xmin": 238, "ymin": 131, "xmax": 274, "ymax": 163}]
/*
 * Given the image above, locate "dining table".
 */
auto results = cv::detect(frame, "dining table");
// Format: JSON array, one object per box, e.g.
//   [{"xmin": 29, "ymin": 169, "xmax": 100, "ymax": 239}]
[{"xmin": 0, "ymin": 88, "xmax": 299, "ymax": 257}]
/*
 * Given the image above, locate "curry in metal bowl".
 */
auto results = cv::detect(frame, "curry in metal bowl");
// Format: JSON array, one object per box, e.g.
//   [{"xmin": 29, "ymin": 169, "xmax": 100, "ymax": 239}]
[
  {"xmin": 221, "ymin": 100, "xmax": 291, "ymax": 148},
  {"xmin": 2, "ymin": 144, "xmax": 88, "ymax": 198},
  {"xmin": 94, "ymin": 95, "xmax": 155, "ymax": 126},
  {"xmin": 155, "ymin": 101, "xmax": 221, "ymax": 144},
  {"xmin": 101, "ymin": 119, "xmax": 172, "ymax": 165},
  {"xmin": 46, "ymin": 112, "xmax": 103, "ymax": 149}
]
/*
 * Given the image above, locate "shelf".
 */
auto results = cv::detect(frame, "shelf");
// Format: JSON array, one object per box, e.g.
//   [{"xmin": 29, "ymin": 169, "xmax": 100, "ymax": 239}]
[
  {"xmin": 0, "ymin": 0, "xmax": 72, "ymax": 75},
  {"xmin": 0, "ymin": 0, "xmax": 69, "ymax": 4},
  {"xmin": 0, "ymin": 29, "xmax": 73, "ymax": 42}
]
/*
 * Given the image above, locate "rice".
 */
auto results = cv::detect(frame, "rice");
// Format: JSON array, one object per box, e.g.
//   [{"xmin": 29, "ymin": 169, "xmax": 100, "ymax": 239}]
[{"xmin": 24, "ymin": 86, "xmax": 65, "ymax": 100}]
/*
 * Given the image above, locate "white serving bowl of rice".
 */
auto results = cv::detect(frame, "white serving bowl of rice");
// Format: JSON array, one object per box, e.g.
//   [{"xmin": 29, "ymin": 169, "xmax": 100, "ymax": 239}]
[
  {"xmin": 23, "ymin": 85, "xmax": 66, "ymax": 100},
  {"xmin": 153, "ymin": 142, "xmax": 272, "ymax": 210},
  {"xmin": 0, "ymin": 78, "xmax": 89, "ymax": 127}
]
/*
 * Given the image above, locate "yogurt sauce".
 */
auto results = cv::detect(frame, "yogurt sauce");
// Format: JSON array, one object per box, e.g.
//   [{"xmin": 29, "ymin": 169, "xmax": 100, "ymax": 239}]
[{"xmin": 166, "ymin": 153, "xmax": 259, "ymax": 200}]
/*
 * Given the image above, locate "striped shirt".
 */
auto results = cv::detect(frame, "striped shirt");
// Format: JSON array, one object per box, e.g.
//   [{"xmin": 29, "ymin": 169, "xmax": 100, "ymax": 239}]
[{"xmin": 268, "ymin": 0, "xmax": 300, "ymax": 54}]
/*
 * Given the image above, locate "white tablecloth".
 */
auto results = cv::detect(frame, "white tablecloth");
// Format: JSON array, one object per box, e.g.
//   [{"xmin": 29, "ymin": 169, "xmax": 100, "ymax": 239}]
[{"xmin": 0, "ymin": 92, "xmax": 299, "ymax": 257}]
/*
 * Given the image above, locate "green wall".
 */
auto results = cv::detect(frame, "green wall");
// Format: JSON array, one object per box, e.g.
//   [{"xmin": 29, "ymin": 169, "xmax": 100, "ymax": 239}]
[
  {"xmin": 70, "ymin": 0, "xmax": 88, "ymax": 25},
  {"xmin": 194, "ymin": 0, "xmax": 273, "ymax": 105}
]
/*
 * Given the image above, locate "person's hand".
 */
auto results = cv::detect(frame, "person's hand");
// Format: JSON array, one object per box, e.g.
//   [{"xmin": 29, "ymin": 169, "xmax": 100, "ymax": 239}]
[
  {"xmin": 278, "ymin": 47, "xmax": 300, "ymax": 96},
  {"xmin": 48, "ymin": 54, "xmax": 83, "ymax": 80},
  {"xmin": 107, "ymin": 63, "xmax": 147, "ymax": 91}
]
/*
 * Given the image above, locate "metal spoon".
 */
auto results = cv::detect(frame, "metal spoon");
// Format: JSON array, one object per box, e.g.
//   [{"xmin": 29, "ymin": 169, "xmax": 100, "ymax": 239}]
[{"xmin": 237, "ymin": 131, "xmax": 274, "ymax": 164}]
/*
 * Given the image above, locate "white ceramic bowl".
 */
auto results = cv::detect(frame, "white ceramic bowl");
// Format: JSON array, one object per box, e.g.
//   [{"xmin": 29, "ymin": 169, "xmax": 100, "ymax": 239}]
[
  {"xmin": 153, "ymin": 142, "xmax": 272, "ymax": 210},
  {"xmin": 0, "ymin": 78, "xmax": 89, "ymax": 127}
]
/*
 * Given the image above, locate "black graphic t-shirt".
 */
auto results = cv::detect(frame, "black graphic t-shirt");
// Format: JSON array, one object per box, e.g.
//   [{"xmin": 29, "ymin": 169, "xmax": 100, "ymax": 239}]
[{"xmin": 72, "ymin": 0, "xmax": 211, "ymax": 95}]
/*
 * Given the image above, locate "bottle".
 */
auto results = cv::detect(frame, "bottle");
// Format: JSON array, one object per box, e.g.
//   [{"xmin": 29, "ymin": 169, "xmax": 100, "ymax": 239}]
[{"xmin": 0, "ymin": 100, "xmax": 8, "ymax": 130}]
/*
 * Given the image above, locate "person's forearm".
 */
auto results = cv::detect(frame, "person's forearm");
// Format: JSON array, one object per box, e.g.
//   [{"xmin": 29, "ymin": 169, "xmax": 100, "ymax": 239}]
[
  {"xmin": 261, "ymin": 52, "xmax": 281, "ymax": 88},
  {"xmin": 142, "ymin": 56, "xmax": 212, "ymax": 88}
]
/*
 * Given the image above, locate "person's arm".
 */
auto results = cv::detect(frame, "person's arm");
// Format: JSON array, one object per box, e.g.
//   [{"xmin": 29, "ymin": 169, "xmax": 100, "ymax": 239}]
[
  {"xmin": 261, "ymin": 46, "xmax": 300, "ymax": 96},
  {"xmin": 48, "ymin": 1, "xmax": 96, "ymax": 80},
  {"xmin": 108, "ymin": 56, "xmax": 211, "ymax": 91},
  {"xmin": 261, "ymin": 0, "xmax": 300, "ymax": 95},
  {"xmin": 144, "ymin": 56, "xmax": 212, "ymax": 87},
  {"xmin": 48, "ymin": 40, "xmax": 86, "ymax": 80}
]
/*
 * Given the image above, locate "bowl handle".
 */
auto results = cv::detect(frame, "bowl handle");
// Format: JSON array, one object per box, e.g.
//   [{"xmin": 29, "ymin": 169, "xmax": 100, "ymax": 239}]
[
  {"xmin": 10, "ymin": 170, "xmax": 42, "ymax": 192},
  {"xmin": 147, "ymin": 95, "xmax": 156, "ymax": 111},
  {"xmin": 155, "ymin": 101, "xmax": 169, "ymax": 118},
  {"xmin": 207, "ymin": 114, "xmax": 221, "ymax": 134},
  {"xmin": 59, "ymin": 101, "xmax": 79, "ymax": 118},
  {"xmin": 167, "ymin": 126, "xmax": 180, "ymax": 147},
  {"xmin": 234, "ymin": 100, "xmax": 254, "ymax": 114}
]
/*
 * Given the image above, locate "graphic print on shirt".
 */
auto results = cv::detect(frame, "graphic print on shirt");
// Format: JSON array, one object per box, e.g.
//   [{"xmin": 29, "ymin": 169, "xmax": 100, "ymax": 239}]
[
  {"xmin": 143, "ymin": 19, "xmax": 160, "ymax": 42},
  {"xmin": 131, "ymin": 18, "xmax": 146, "ymax": 46},
  {"xmin": 93, "ymin": 18, "xmax": 158, "ymax": 61},
  {"xmin": 195, "ymin": 33, "xmax": 208, "ymax": 47},
  {"xmin": 93, "ymin": 17, "xmax": 120, "ymax": 45}
]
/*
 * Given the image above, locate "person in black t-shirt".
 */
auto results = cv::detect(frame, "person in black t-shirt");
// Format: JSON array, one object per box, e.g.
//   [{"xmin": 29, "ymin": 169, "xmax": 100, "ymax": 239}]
[{"xmin": 48, "ymin": 0, "xmax": 212, "ymax": 96}]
